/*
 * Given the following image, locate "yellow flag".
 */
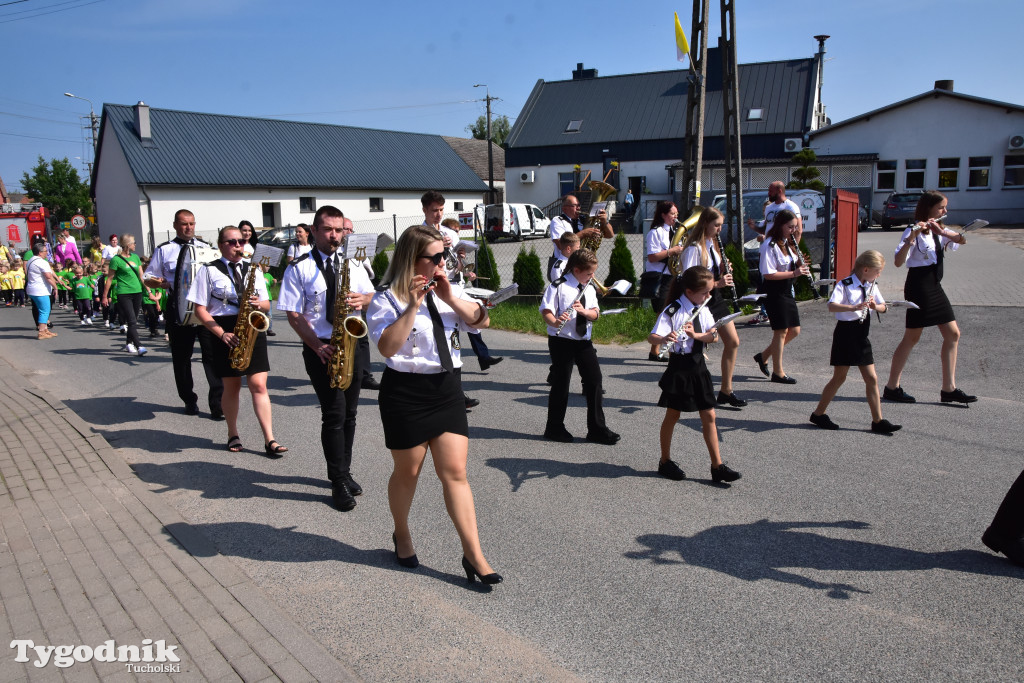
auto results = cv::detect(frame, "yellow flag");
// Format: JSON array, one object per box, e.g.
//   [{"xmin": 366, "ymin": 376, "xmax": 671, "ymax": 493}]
[{"xmin": 674, "ymin": 12, "xmax": 689, "ymax": 62}]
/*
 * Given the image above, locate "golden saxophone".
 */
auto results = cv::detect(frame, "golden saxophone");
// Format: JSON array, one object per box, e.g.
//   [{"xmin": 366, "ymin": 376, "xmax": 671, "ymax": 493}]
[
  {"xmin": 228, "ymin": 261, "xmax": 270, "ymax": 371},
  {"xmin": 327, "ymin": 254, "xmax": 368, "ymax": 390}
]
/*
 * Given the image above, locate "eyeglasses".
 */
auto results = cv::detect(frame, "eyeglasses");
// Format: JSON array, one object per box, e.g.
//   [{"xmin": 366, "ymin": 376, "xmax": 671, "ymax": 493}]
[
  {"xmin": 419, "ymin": 252, "xmax": 444, "ymax": 266},
  {"xmin": 221, "ymin": 239, "xmax": 246, "ymax": 247}
]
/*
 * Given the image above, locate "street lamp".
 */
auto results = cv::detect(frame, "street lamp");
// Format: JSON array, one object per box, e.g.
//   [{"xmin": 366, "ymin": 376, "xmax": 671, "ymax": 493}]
[
  {"xmin": 64, "ymin": 92, "xmax": 99, "ymax": 153},
  {"xmin": 473, "ymin": 83, "xmax": 496, "ymax": 204}
]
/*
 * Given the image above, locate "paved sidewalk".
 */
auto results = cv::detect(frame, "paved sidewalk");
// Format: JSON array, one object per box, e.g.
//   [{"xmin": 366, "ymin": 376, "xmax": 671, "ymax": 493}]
[{"xmin": 0, "ymin": 357, "xmax": 357, "ymax": 682}]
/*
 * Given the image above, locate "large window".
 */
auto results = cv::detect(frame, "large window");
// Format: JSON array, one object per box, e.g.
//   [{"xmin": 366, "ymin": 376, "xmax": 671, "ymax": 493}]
[
  {"xmin": 877, "ymin": 160, "xmax": 896, "ymax": 190},
  {"xmin": 1005, "ymin": 156, "xmax": 1024, "ymax": 188},
  {"xmin": 968, "ymin": 156, "xmax": 991, "ymax": 189},
  {"xmin": 905, "ymin": 159, "xmax": 926, "ymax": 190},
  {"xmin": 937, "ymin": 158, "xmax": 959, "ymax": 189},
  {"xmin": 299, "ymin": 196, "xmax": 316, "ymax": 213}
]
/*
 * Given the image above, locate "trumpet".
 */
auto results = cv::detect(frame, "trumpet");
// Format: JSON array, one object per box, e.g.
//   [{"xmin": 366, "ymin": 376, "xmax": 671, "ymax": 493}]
[{"xmin": 555, "ymin": 284, "xmax": 591, "ymax": 333}]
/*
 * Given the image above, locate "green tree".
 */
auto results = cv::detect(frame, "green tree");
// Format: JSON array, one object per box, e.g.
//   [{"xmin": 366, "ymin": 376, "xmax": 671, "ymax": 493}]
[
  {"xmin": 370, "ymin": 249, "xmax": 391, "ymax": 287},
  {"xmin": 20, "ymin": 156, "xmax": 93, "ymax": 222},
  {"xmin": 466, "ymin": 115, "xmax": 511, "ymax": 147},
  {"xmin": 723, "ymin": 242, "xmax": 750, "ymax": 296},
  {"xmin": 787, "ymin": 148, "xmax": 826, "ymax": 193},
  {"xmin": 512, "ymin": 245, "xmax": 544, "ymax": 295},
  {"xmin": 604, "ymin": 231, "xmax": 636, "ymax": 292},
  {"xmin": 474, "ymin": 234, "xmax": 501, "ymax": 289}
]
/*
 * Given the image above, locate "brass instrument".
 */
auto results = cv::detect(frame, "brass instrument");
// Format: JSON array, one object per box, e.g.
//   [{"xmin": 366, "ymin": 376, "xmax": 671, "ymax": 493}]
[
  {"xmin": 228, "ymin": 258, "xmax": 271, "ymax": 372},
  {"xmin": 578, "ymin": 180, "xmax": 617, "ymax": 252},
  {"xmin": 667, "ymin": 206, "xmax": 705, "ymax": 276},
  {"xmin": 327, "ymin": 251, "xmax": 369, "ymax": 390}
]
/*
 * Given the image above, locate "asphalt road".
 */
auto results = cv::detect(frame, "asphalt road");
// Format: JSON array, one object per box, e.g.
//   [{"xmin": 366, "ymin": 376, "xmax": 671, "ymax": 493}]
[{"xmin": 2, "ymin": 230, "xmax": 1022, "ymax": 681}]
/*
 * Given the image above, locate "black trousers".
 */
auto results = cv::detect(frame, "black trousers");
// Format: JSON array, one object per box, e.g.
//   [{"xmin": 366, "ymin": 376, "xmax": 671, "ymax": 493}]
[
  {"xmin": 77, "ymin": 299, "xmax": 93, "ymax": 319},
  {"xmin": 546, "ymin": 336, "xmax": 606, "ymax": 434},
  {"xmin": 167, "ymin": 313, "xmax": 223, "ymax": 412},
  {"xmin": 142, "ymin": 301, "xmax": 159, "ymax": 335},
  {"xmin": 116, "ymin": 292, "xmax": 143, "ymax": 348},
  {"xmin": 301, "ymin": 336, "xmax": 365, "ymax": 484},
  {"xmin": 986, "ymin": 470, "xmax": 1024, "ymax": 552}
]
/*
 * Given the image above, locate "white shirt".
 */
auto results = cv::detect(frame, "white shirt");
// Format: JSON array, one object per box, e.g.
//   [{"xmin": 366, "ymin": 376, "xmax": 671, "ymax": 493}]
[
  {"xmin": 829, "ymin": 273, "xmax": 886, "ymax": 322},
  {"xmin": 644, "ymin": 224, "xmax": 672, "ymax": 273},
  {"xmin": 287, "ymin": 243, "xmax": 312, "ymax": 261},
  {"xmin": 187, "ymin": 257, "xmax": 268, "ymax": 317},
  {"xmin": 25, "ymin": 256, "xmax": 53, "ymax": 296},
  {"xmin": 549, "ymin": 215, "xmax": 582, "ymax": 260},
  {"xmin": 681, "ymin": 240, "xmax": 723, "ymax": 274},
  {"xmin": 366, "ymin": 285, "xmax": 483, "ymax": 373},
  {"xmin": 540, "ymin": 272, "xmax": 597, "ymax": 340},
  {"xmin": 549, "ymin": 258, "xmax": 568, "ymax": 282},
  {"xmin": 101, "ymin": 244, "xmax": 119, "ymax": 260},
  {"xmin": 276, "ymin": 249, "xmax": 375, "ymax": 340},
  {"xmin": 650, "ymin": 296, "xmax": 715, "ymax": 355},
  {"xmin": 895, "ymin": 226, "xmax": 959, "ymax": 268},
  {"xmin": 761, "ymin": 198, "xmax": 801, "ymax": 231},
  {"xmin": 759, "ymin": 239, "xmax": 799, "ymax": 276},
  {"xmin": 144, "ymin": 237, "xmax": 214, "ymax": 287}
]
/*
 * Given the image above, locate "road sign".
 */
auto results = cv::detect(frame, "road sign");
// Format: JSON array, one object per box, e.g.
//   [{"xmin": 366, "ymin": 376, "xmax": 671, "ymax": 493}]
[{"xmin": 71, "ymin": 214, "xmax": 87, "ymax": 229}]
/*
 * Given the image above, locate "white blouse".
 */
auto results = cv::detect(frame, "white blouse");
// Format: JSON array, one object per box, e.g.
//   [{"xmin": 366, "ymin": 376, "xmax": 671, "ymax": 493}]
[
  {"xmin": 644, "ymin": 225, "xmax": 672, "ymax": 273},
  {"xmin": 681, "ymin": 240, "xmax": 723, "ymax": 274},
  {"xmin": 829, "ymin": 273, "xmax": 886, "ymax": 322},
  {"xmin": 539, "ymin": 272, "xmax": 598, "ymax": 340},
  {"xmin": 187, "ymin": 258, "xmax": 269, "ymax": 317},
  {"xmin": 895, "ymin": 227, "xmax": 959, "ymax": 268},
  {"xmin": 759, "ymin": 240, "xmax": 799, "ymax": 276},
  {"xmin": 650, "ymin": 296, "xmax": 715, "ymax": 354}
]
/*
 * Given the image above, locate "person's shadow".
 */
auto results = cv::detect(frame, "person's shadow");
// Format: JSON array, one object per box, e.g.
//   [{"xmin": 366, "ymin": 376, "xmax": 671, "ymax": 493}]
[
  {"xmin": 133, "ymin": 460, "xmax": 330, "ymax": 504},
  {"xmin": 486, "ymin": 456, "xmax": 656, "ymax": 492},
  {"xmin": 624, "ymin": 519, "xmax": 1022, "ymax": 598}
]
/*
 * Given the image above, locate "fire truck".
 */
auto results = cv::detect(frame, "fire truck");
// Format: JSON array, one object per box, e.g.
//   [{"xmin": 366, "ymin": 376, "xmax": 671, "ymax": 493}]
[{"xmin": 1, "ymin": 203, "xmax": 49, "ymax": 257}]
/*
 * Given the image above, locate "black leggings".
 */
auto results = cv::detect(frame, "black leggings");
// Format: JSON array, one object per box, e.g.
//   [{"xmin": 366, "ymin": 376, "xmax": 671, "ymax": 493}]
[{"xmin": 116, "ymin": 292, "xmax": 143, "ymax": 348}]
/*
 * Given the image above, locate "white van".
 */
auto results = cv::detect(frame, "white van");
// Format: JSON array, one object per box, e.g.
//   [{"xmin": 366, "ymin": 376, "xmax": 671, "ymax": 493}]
[{"xmin": 474, "ymin": 203, "xmax": 550, "ymax": 241}]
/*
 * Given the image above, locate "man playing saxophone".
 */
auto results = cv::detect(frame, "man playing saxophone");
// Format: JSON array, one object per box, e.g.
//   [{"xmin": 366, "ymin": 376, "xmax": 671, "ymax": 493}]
[
  {"xmin": 278, "ymin": 206, "xmax": 374, "ymax": 512},
  {"xmin": 187, "ymin": 226, "xmax": 285, "ymax": 456}
]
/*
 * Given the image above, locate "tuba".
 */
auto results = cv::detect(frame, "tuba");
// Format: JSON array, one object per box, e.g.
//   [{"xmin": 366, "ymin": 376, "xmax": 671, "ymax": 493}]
[
  {"xmin": 667, "ymin": 206, "xmax": 706, "ymax": 276},
  {"xmin": 327, "ymin": 253, "xmax": 369, "ymax": 390},
  {"xmin": 228, "ymin": 259, "xmax": 271, "ymax": 372},
  {"xmin": 578, "ymin": 180, "xmax": 618, "ymax": 252}
]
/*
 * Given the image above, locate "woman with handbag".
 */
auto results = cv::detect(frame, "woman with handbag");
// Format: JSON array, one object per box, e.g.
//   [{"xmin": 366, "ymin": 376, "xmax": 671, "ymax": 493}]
[{"xmin": 642, "ymin": 201, "xmax": 683, "ymax": 362}]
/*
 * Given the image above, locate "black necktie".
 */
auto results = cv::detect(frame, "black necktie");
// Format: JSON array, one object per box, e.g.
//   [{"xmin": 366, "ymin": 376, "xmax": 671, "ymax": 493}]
[
  {"xmin": 229, "ymin": 262, "xmax": 244, "ymax": 300},
  {"xmin": 932, "ymin": 232, "xmax": 944, "ymax": 281},
  {"xmin": 710, "ymin": 244, "xmax": 720, "ymax": 278},
  {"xmin": 426, "ymin": 293, "xmax": 454, "ymax": 372},
  {"xmin": 575, "ymin": 284, "xmax": 588, "ymax": 336},
  {"xmin": 318, "ymin": 252, "xmax": 337, "ymax": 321},
  {"xmin": 859, "ymin": 284, "xmax": 869, "ymax": 323},
  {"xmin": 691, "ymin": 307, "xmax": 704, "ymax": 355}
]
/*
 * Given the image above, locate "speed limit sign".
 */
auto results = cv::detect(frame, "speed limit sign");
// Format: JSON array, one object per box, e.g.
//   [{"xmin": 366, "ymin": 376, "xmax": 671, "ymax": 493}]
[{"xmin": 71, "ymin": 214, "xmax": 87, "ymax": 229}]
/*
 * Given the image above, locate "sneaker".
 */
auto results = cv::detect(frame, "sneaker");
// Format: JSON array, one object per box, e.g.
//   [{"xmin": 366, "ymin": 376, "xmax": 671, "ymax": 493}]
[
  {"xmin": 747, "ymin": 312, "xmax": 768, "ymax": 326},
  {"xmin": 810, "ymin": 412, "xmax": 839, "ymax": 430},
  {"xmin": 80, "ymin": 319, "xmax": 87, "ymax": 326},
  {"xmin": 104, "ymin": 321, "xmax": 112, "ymax": 329},
  {"xmin": 940, "ymin": 388, "xmax": 977, "ymax": 404},
  {"xmin": 658, "ymin": 459, "xmax": 686, "ymax": 481},
  {"xmin": 711, "ymin": 463, "xmax": 742, "ymax": 483},
  {"xmin": 85, "ymin": 318, "xmax": 93, "ymax": 325},
  {"xmin": 871, "ymin": 419, "xmax": 902, "ymax": 434},
  {"xmin": 125, "ymin": 343, "xmax": 137, "ymax": 354},
  {"xmin": 882, "ymin": 385, "xmax": 916, "ymax": 403},
  {"xmin": 136, "ymin": 346, "xmax": 148, "ymax": 356},
  {"xmin": 158, "ymin": 314, "xmax": 164, "ymax": 322},
  {"xmin": 120, "ymin": 325, "xmax": 128, "ymax": 333}
]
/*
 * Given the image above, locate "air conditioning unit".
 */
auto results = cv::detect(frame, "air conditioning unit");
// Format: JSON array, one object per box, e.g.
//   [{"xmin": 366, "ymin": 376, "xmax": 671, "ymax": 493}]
[
  {"xmin": 1009, "ymin": 134, "xmax": 1024, "ymax": 150},
  {"xmin": 784, "ymin": 138, "xmax": 803, "ymax": 153},
  {"xmin": 520, "ymin": 170, "xmax": 535, "ymax": 183}
]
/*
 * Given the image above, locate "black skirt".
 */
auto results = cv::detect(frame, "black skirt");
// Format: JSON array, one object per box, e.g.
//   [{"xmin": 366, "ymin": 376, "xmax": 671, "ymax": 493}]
[
  {"xmin": 708, "ymin": 287, "xmax": 733, "ymax": 321},
  {"xmin": 379, "ymin": 367, "xmax": 468, "ymax": 449},
  {"xmin": 830, "ymin": 319, "xmax": 874, "ymax": 367},
  {"xmin": 658, "ymin": 352, "xmax": 716, "ymax": 412},
  {"xmin": 905, "ymin": 265, "xmax": 955, "ymax": 328},
  {"xmin": 764, "ymin": 278, "xmax": 800, "ymax": 330},
  {"xmin": 208, "ymin": 314, "xmax": 270, "ymax": 378}
]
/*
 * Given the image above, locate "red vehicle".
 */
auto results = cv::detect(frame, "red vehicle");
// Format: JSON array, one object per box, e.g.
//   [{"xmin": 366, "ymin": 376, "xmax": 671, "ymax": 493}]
[{"xmin": 1, "ymin": 203, "xmax": 49, "ymax": 257}]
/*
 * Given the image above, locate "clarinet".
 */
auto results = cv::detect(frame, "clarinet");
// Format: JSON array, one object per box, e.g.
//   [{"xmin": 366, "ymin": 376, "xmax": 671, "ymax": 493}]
[
  {"xmin": 555, "ymin": 285, "xmax": 590, "ymax": 333},
  {"xmin": 788, "ymin": 235, "xmax": 820, "ymax": 300},
  {"xmin": 714, "ymin": 234, "xmax": 739, "ymax": 313}
]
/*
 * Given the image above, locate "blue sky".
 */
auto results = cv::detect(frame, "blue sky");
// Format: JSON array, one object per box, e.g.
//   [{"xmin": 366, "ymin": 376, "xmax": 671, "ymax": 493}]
[{"xmin": 2, "ymin": 0, "xmax": 1021, "ymax": 194}]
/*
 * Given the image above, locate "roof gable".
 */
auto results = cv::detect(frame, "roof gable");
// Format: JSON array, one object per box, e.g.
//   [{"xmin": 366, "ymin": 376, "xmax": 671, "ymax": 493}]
[{"xmin": 442, "ymin": 136, "xmax": 505, "ymax": 181}]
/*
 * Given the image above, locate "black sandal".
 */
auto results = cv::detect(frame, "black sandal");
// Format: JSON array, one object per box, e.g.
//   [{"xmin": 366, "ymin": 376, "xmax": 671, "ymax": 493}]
[
  {"xmin": 265, "ymin": 440, "xmax": 288, "ymax": 456},
  {"xmin": 227, "ymin": 435, "xmax": 243, "ymax": 452}
]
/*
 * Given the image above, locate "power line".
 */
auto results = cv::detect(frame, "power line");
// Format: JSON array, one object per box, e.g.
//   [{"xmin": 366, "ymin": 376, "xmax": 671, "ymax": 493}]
[
  {"xmin": 0, "ymin": 0, "xmax": 106, "ymax": 24},
  {"xmin": 0, "ymin": 131, "xmax": 80, "ymax": 142},
  {"xmin": 0, "ymin": 110, "xmax": 79, "ymax": 125},
  {"xmin": 0, "ymin": 0, "xmax": 32, "ymax": 7},
  {"xmin": 0, "ymin": 96, "xmax": 78, "ymax": 115},
  {"xmin": 265, "ymin": 99, "xmax": 477, "ymax": 118}
]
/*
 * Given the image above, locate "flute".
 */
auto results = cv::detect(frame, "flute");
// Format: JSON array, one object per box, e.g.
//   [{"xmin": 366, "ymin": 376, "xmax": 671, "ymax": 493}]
[
  {"xmin": 660, "ymin": 295, "xmax": 712, "ymax": 355},
  {"xmin": 555, "ymin": 285, "xmax": 590, "ymax": 333},
  {"xmin": 714, "ymin": 233, "xmax": 739, "ymax": 312},
  {"xmin": 421, "ymin": 277, "xmax": 436, "ymax": 291}
]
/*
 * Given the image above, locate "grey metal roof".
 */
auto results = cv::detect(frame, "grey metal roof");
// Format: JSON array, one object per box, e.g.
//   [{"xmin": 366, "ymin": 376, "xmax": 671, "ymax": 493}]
[
  {"xmin": 441, "ymin": 136, "xmax": 505, "ymax": 181},
  {"xmin": 506, "ymin": 55, "xmax": 817, "ymax": 149},
  {"xmin": 97, "ymin": 104, "xmax": 488, "ymax": 192}
]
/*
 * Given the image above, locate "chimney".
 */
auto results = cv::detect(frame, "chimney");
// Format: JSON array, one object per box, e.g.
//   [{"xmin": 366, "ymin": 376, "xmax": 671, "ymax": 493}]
[
  {"xmin": 134, "ymin": 101, "xmax": 152, "ymax": 141},
  {"xmin": 934, "ymin": 80, "xmax": 954, "ymax": 91},
  {"xmin": 572, "ymin": 62, "xmax": 598, "ymax": 80}
]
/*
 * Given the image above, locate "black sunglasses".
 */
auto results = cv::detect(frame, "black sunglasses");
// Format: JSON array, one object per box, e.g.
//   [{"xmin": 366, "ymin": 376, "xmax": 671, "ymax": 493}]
[
  {"xmin": 221, "ymin": 239, "xmax": 246, "ymax": 247},
  {"xmin": 419, "ymin": 252, "xmax": 444, "ymax": 266}
]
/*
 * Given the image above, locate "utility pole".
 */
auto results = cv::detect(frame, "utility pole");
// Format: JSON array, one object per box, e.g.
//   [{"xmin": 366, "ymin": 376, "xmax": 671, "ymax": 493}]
[
  {"xmin": 474, "ymin": 84, "xmax": 497, "ymax": 204},
  {"xmin": 64, "ymin": 92, "xmax": 98, "ymax": 152},
  {"xmin": 678, "ymin": 0, "xmax": 710, "ymax": 213}
]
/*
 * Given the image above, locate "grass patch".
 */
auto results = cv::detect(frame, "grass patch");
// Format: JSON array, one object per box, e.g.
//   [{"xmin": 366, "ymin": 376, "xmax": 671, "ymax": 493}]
[{"xmin": 488, "ymin": 300, "xmax": 658, "ymax": 345}]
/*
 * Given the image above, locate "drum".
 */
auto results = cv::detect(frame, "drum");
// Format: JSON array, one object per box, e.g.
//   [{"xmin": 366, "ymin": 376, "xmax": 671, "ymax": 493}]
[{"xmin": 174, "ymin": 243, "xmax": 219, "ymax": 325}]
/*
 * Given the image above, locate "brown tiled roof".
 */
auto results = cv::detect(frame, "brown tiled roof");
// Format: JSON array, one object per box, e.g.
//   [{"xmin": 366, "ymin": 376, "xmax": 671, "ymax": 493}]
[{"xmin": 442, "ymin": 136, "xmax": 505, "ymax": 182}]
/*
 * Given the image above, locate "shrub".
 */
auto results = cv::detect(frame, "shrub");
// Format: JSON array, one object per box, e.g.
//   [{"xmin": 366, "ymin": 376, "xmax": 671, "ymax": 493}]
[
  {"xmin": 723, "ymin": 241, "xmax": 749, "ymax": 296},
  {"xmin": 475, "ymin": 233, "xmax": 501, "ymax": 289},
  {"xmin": 794, "ymin": 236, "xmax": 817, "ymax": 300},
  {"xmin": 604, "ymin": 231, "xmax": 636, "ymax": 292},
  {"xmin": 512, "ymin": 245, "xmax": 545, "ymax": 295},
  {"xmin": 370, "ymin": 249, "xmax": 390, "ymax": 287}
]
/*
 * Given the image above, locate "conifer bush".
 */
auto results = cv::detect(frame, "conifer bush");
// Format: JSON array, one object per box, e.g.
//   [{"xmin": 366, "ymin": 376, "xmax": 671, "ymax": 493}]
[
  {"xmin": 512, "ymin": 245, "xmax": 545, "ymax": 295},
  {"xmin": 604, "ymin": 231, "xmax": 636, "ymax": 292}
]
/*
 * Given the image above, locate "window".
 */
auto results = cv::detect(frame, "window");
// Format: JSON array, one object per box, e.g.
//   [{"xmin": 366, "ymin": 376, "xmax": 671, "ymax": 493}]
[
  {"xmin": 564, "ymin": 120, "xmax": 583, "ymax": 133},
  {"xmin": 558, "ymin": 172, "xmax": 575, "ymax": 198},
  {"xmin": 299, "ymin": 196, "xmax": 316, "ymax": 213},
  {"xmin": 453, "ymin": 202, "xmax": 463, "ymax": 211},
  {"xmin": 747, "ymin": 108, "xmax": 764, "ymax": 121},
  {"xmin": 905, "ymin": 159, "xmax": 926, "ymax": 190},
  {"xmin": 1005, "ymin": 156, "xmax": 1024, "ymax": 188},
  {"xmin": 937, "ymin": 157, "xmax": 959, "ymax": 189},
  {"xmin": 877, "ymin": 160, "xmax": 896, "ymax": 190},
  {"xmin": 968, "ymin": 156, "xmax": 991, "ymax": 189},
  {"xmin": 369, "ymin": 197, "xmax": 383, "ymax": 212}
]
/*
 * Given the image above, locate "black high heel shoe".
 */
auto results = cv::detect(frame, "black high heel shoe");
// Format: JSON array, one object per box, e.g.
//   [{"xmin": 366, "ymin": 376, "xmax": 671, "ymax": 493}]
[
  {"xmin": 392, "ymin": 533, "xmax": 419, "ymax": 569},
  {"xmin": 462, "ymin": 556, "xmax": 503, "ymax": 585}
]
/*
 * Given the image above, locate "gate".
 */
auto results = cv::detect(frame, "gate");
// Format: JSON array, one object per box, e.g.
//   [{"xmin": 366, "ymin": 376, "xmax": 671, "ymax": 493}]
[{"xmin": 830, "ymin": 189, "xmax": 860, "ymax": 280}]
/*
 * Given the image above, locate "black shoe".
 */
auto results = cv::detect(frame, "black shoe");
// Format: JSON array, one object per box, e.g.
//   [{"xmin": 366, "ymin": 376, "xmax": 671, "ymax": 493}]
[
  {"xmin": 940, "ymin": 388, "xmax": 977, "ymax": 404},
  {"xmin": 711, "ymin": 463, "xmax": 742, "ymax": 483},
  {"xmin": 331, "ymin": 481, "xmax": 357, "ymax": 512},
  {"xmin": 480, "ymin": 356, "xmax": 503, "ymax": 371},
  {"xmin": 210, "ymin": 410, "xmax": 225, "ymax": 421},
  {"xmin": 266, "ymin": 330, "xmax": 276, "ymax": 336},
  {"xmin": 544, "ymin": 427, "xmax": 574, "ymax": 443},
  {"xmin": 361, "ymin": 376, "xmax": 381, "ymax": 391},
  {"xmin": 717, "ymin": 391, "xmax": 747, "ymax": 408},
  {"xmin": 810, "ymin": 412, "xmax": 839, "ymax": 430},
  {"xmin": 392, "ymin": 533, "xmax": 419, "ymax": 569},
  {"xmin": 462, "ymin": 556, "xmax": 503, "ymax": 585},
  {"xmin": 585, "ymin": 429, "xmax": 620, "ymax": 445},
  {"xmin": 648, "ymin": 352, "xmax": 669, "ymax": 362},
  {"xmin": 184, "ymin": 403, "xmax": 200, "ymax": 416},
  {"xmin": 344, "ymin": 474, "xmax": 362, "ymax": 496},
  {"xmin": 753, "ymin": 352, "xmax": 769, "ymax": 377},
  {"xmin": 465, "ymin": 396, "xmax": 480, "ymax": 409},
  {"xmin": 770, "ymin": 373, "xmax": 796, "ymax": 384},
  {"xmin": 658, "ymin": 459, "xmax": 686, "ymax": 481},
  {"xmin": 882, "ymin": 385, "xmax": 916, "ymax": 403},
  {"xmin": 871, "ymin": 419, "xmax": 902, "ymax": 434}
]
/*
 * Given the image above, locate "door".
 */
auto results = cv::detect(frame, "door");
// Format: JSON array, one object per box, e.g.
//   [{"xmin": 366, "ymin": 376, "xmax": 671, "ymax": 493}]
[{"xmin": 261, "ymin": 202, "xmax": 279, "ymax": 228}]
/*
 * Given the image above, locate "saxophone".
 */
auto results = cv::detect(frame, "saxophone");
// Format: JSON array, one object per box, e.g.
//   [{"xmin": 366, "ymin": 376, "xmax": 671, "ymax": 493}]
[
  {"xmin": 327, "ymin": 254, "xmax": 368, "ymax": 390},
  {"xmin": 228, "ymin": 260, "xmax": 271, "ymax": 371}
]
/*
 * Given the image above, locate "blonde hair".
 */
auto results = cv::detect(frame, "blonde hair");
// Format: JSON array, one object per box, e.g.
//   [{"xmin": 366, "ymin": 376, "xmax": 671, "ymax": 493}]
[
  {"xmin": 854, "ymin": 249, "xmax": 885, "ymax": 271},
  {"xmin": 681, "ymin": 206, "xmax": 724, "ymax": 268},
  {"xmin": 381, "ymin": 225, "xmax": 443, "ymax": 304},
  {"xmin": 557, "ymin": 232, "xmax": 580, "ymax": 249}
]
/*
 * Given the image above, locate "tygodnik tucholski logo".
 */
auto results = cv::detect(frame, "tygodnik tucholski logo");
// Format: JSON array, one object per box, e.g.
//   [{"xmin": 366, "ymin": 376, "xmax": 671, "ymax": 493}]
[{"xmin": 10, "ymin": 638, "xmax": 181, "ymax": 672}]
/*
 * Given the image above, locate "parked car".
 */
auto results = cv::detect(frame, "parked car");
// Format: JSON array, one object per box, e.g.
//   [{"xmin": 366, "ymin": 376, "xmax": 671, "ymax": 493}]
[
  {"xmin": 879, "ymin": 192, "xmax": 923, "ymax": 229},
  {"xmin": 474, "ymin": 203, "xmax": 550, "ymax": 242}
]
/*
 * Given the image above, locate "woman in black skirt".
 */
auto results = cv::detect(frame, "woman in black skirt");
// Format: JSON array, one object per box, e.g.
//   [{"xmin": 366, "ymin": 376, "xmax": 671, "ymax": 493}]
[
  {"xmin": 883, "ymin": 191, "xmax": 975, "ymax": 404},
  {"xmin": 810, "ymin": 250, "xmax": 900, "ymax": 433},
  {"xmin": 647, "ymin": 266, "xmax": 741, "ymax": 484},
  {"xmin": 366, "ymin": 225, "xmax": 501, "ymax": 585},
  {"xmin": 188, "ymin": 226, "xmax": 285, "ymax": 455},
  {"xmin": 752, "ymin": 209, "xmax": 808, "ymax": 384}
]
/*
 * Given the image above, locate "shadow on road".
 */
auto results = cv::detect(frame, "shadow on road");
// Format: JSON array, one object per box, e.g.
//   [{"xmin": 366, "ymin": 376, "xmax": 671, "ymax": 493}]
[
  {"xmin": 486, "ymin": 456, "xmax": 657, "ymax": 492},
  {"xmin": 134, "ymin": 460, "xmax": 329, "ymax": 502}
]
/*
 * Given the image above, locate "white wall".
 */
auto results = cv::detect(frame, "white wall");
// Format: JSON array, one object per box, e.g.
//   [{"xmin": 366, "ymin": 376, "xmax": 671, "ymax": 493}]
[
  {"xmin": 93, "ymin": 118, "xmax": 146, "ymax": 247},
  {"xmin": 506, "ymin": 159, "xmax": 676, "ymax": 209},
  {"xmin": 812, "ymin": 96, "xmax": 1024, "ymax": 224}
]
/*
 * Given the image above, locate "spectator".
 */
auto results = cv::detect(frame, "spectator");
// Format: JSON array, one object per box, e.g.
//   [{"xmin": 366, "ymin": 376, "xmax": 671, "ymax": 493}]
[
  {"xmin": 88, "ymin": 235, "xmax": 104, "ymax": 264},
  {"xmin": 101, "ymin": 234, "xmax": 119, "ymax": 260},
  {"xmin": 25, "ymin": 241, "xmax": 59, "ymax": 339}
]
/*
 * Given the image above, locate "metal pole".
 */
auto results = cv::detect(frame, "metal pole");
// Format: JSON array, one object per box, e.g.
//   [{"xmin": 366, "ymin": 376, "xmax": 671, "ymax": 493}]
[
  {"xmin": 392, "ymin": 213, "xmax": 397, "ymax": 244},
  {"xmin": 485, "ymin": 91, "xmax": 495, "ymax": 204}
]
